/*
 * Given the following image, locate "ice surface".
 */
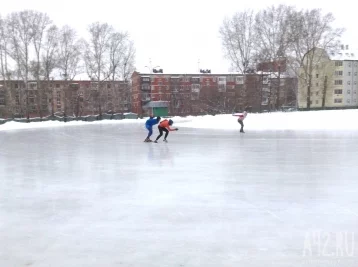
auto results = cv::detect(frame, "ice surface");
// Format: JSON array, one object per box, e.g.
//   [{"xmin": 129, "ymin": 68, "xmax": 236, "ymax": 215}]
[{"xmin": 1, "ymin": 123, "xmax": 358, "ymax": 267}]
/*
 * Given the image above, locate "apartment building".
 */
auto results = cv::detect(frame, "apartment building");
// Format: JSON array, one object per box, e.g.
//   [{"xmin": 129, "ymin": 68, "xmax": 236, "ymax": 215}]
[
  {"xmin": 298, "ymin": 45, "xmax": 358, "ymax": 109},
  {"xmin": 131, "ymin": 71, "xmax": 297, "ymax": 117},
  {"xmin": 0, "ymin": 80, "xmax": 130, "ymax": 118}
]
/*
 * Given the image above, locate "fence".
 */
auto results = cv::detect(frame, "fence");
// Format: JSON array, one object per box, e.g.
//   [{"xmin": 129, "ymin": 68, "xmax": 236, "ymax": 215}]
[{"xmin": 0, "ymin": 113, "xmax": 138, "ymax": 125}]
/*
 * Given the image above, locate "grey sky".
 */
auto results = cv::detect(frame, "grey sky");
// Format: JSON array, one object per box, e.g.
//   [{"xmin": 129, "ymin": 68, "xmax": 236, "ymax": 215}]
[{"xmin": 1, "ymin": 0, "xmax": 356, "ymax": 74}]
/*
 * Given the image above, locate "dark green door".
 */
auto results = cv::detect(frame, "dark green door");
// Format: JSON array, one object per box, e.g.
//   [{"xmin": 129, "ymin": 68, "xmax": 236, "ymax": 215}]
[{"xmin": 153, "ymin": 107, "xmax": 168, "ymax": 116}]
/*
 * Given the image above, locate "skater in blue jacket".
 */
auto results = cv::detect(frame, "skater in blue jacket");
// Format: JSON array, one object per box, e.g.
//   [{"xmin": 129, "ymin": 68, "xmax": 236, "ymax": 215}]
[{"xmin": 144, "ymin": 116, "xmax": 161, "ymax": 142}]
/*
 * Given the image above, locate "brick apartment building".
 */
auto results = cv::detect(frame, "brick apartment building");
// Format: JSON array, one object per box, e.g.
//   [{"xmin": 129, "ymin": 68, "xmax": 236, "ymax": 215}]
[
  {"xmin": 131, "ymin": 71, "xmax": 297, "ymax": 117},
  {"xmin": 0, "ymin": 80, "xmax": 130, "ymax": 118}
]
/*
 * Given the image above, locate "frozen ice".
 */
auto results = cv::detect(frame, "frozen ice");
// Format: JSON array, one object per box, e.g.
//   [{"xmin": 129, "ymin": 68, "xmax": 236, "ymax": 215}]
[{"xmin": 1, "ymin": 122, "xmax": 358, "ymax": 267}]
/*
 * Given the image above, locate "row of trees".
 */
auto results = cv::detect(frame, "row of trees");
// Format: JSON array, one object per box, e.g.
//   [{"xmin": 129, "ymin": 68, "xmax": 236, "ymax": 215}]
[
  {"xmin": 0, "ymin": 10, "xmax": 135, "ymax": 118},
  {"xmin": 219, "ymin": 5, "xmax": 344, "ymax": 109}
]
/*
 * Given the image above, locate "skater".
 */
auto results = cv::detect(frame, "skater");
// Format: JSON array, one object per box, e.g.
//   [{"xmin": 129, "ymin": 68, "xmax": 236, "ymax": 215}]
[
  {"xmin": 233, "ymin": 108, "xmax": 248, "ymax": 133},
  {"xmin": 144, "ymin": 116, "xmax": 161, "ymax": 142},
  {"xmin": 154, "ymin": 119, "xmax": 178, "ymax": 143}
]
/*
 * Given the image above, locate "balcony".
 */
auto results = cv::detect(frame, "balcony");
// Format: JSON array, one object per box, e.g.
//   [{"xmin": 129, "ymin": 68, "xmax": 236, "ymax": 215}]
[
  {"xmin": 141, "ymin": 94, "xmax": 151, "ymax": 102},
  {"xmin": 141, "ymin": 85, "xmax": 151, "ymax": 91}
]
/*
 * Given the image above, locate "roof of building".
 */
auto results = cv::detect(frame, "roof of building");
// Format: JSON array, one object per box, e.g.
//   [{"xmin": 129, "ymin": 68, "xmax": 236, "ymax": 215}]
[
  {"xmin": 330, "ymin": 49, "xmax": 358, "ymax": 61},
  {"xmin": 136, "ymin": 72, "xmax": 250, "ymax": 76},
  {"xmin": 142, "ymin": 101, "xmax": 169, "ymax": 108}
]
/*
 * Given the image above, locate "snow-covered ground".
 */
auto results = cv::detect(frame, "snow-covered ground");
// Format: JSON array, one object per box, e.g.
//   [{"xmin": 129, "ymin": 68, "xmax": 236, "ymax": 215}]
[
  {"xmin": 1, "ymin": 112, "xmax": 358, "ymax": 267},
  {"xmin": 1, "ymin": 109, "xmax": 358, "ymax": 132}
]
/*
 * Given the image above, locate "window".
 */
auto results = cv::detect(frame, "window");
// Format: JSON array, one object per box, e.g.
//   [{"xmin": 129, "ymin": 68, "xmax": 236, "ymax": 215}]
[
  {"xmin": 316, "ymin": 92, "xmax": 319, "ymax": 96},
  {"xmin": 347, "ymin": 99, "xmax": 350, "ymax": 103},
  {"xmin": 15, "ymin": 93, "xmax": 20, "ymax": 105},
  {"xmin": 262, "ymin": 76, "xmax": 269, "ymax": 84},
  {"xmin": 348, "ymin": 81, "xmax": 351, "ymax": 85},
  {"xmin": 227, "ymin": 76, "xmax": 235, "ymax": 82},
  {"xmin": 355, "ymin": 81, "xmax": 357, "ymax": 85},
  {"xmin": 191, "ymin": 84, "xmax": 200, "ymax": 92},
  {"xmin": 334, "ymin": 89, "xmax": 343, "ymax": 94},
  {"xmin": 354, "ymin": 99, "xmax": 357, "ymax": 103},
  {"xmin": 316, "ymin": 83, "xmax": 319, "ymax": 87},
  {"xmin": 316, "ymin": 74, "xmax": 319, "ymax": 78},
  {"xmin": 191, "ymin": 77, "xmax": 200, "ymax": 83},
  {"xmin": 236, "ymin": 76, "xmax": 244, "ymax": 84},
  {"xmin": 29, "ymin": 82, "xmax": 37, "ymax": 90},
  {"xmin": 191, "ymin": 92, "xmax": 199, "ymax": 100},
  {"xmin": 334, "ymin": 98, "xmax": 342, "ymax": 103},
  {"xmin": 107, "ymin": 84, "xmax": 111, "ymax": 89},
  {"xmin": 181, "ymin": 77, "xmax": 190, "ymax": 82},
  {"xmin": 218, "ymin": 84, "xmax": 226, "ymax": 92},
  {"xmin": 315, "ymin": 100, "xmax": 319, "ymax": 104},
  {"xmin": 348, "ymin": 63, "xmax": 352, "ymax": 67},
  {"xmin": 56, "ymin": 84, "xmax": 60, "ymax": 88},
  {"xmin": 355, "ymin": 90, "xmax": 357, "ymax": 94},
  {"xmin": 15, "ymin": 83, "xmax": 19, "ymax": 89},
  {"xmin": 335, "ymin": 71, "xmax": 343, "ymax": 76},
  {"xmin": 218, "ymin": 77, "xmax": 226, "ymax": 82},
  {"xmin": 335, "ymin": 80, "xmax": 343, "ymax": 85},
  {"xmin": 348, "ymin": 90, "xmax": 351, "ymax": 94},
  {"xmin": 141, "ymin": 84, "xmax": 150, "ymax": 91},
  {"xmin": 142, "ymin": 77, "xmax": 150, "ymax": 82},
  {"xmin": 335, "ymin": 61, "xmax": 343, "ymax": 67},
  {"xmin": 348, "ymin": 72, "xmax": 351, "ymax": 76},
  {"xmin": 0, "ymin": 90, "xmax": 5, "ymax": 105}
]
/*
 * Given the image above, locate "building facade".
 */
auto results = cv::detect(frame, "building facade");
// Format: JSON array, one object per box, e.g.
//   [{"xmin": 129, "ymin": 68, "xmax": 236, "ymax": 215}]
[
  {"xmin": 131, "ymin": 71, "xmax": 297, "ymax": 117},
  {"xmin": 298, "ymin": 46, "xmax": 358, "ymax": 109},
  {"xmin": 0, "ymin": 80, "xmax": 130, "ymax": 118}
]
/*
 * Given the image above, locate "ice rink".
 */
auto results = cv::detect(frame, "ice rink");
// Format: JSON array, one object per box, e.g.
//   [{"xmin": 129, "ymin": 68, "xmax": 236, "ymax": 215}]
[{"xmin": 1, "ymin": 122, "xmax": 358, "ymax": 267}]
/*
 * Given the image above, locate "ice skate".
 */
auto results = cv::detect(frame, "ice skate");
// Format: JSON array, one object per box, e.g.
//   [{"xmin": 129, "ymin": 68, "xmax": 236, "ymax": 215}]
[
  {"xmin": 163, "ymin": 139, "xmax": 168, "ymax": 143},
  {"xmin": 154, "ymin": 140, "xmax": 158, "ymax": 143}
]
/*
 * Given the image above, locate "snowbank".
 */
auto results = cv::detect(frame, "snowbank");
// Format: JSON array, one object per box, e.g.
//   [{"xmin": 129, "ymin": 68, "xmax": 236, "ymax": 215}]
[
  {"xmin": 174, "ymin": 110, "xmax": 358, "ymax": 131},
  {"xmin": 0, "ymin": 119, "xmax": 144, "ymax": 132},
  {"xmin": 1, "ymin": 110, "xmax": 357, "ymax": 132}
]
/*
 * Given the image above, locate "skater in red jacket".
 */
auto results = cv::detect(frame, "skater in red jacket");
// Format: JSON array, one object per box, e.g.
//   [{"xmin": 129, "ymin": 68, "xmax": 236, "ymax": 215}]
[
  {"xmin": 154, "ymin": 119, "xmax": 178, "ymax": 143},
  {"xmin": 233, "ymin": 108, "xmax": 249, "ymax": 133}
]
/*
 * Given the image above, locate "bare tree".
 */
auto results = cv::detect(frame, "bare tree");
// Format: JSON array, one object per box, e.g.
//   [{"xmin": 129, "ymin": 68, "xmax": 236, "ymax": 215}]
[
  {"xmin": 57, "ymin": 25, "xmax": 82, "ymax": 119},
  {"xmin": 42, "ymin": 25, "xmax": 59, "ymax": 116},
  {"xmin": 84, "ymin": 22, "xmax": 114, "ymax": 117},
  {"xmin": 0, "ymin": 15, "xmax": 14, "ymax": 117},
  {"xmin": 108, "ymin": 31, "xmax": 135, "ymax": 112},
  {"xmin": 288, "ymin": 8, "xmax": 344, "ymax": 110},
  {"xmin": 219, "ymin": 10, "xmax": 257, "ymax": 113},
  {"xmin": 30, "ymin": 11, "xmax": 52, "ymax": 118},
  {"xmin": 7, "ymin": 10, "xmax": 38, "ymax": 120},
  {"xmin": 57, "ymin": 25, "xmax": 82, "ymax": 80},
  {"xmin": 220, "ymin": 10, "xmax": 257, "ymax": 74},
  {"xmin": 255, "ymin": 5, "xmax": 295, "ymax": 109}
]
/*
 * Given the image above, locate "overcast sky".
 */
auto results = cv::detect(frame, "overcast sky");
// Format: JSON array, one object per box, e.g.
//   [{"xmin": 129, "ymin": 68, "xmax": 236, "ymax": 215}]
[{"xmin": 1, "ymin": 0, "xmax": 356, "ymax": 74}]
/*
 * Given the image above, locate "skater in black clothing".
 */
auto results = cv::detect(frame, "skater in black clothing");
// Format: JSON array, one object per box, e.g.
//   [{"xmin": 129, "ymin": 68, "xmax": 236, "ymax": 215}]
[{"xmin": 154, "ymin": 119, "xmax": 178, "ymax": 143}]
